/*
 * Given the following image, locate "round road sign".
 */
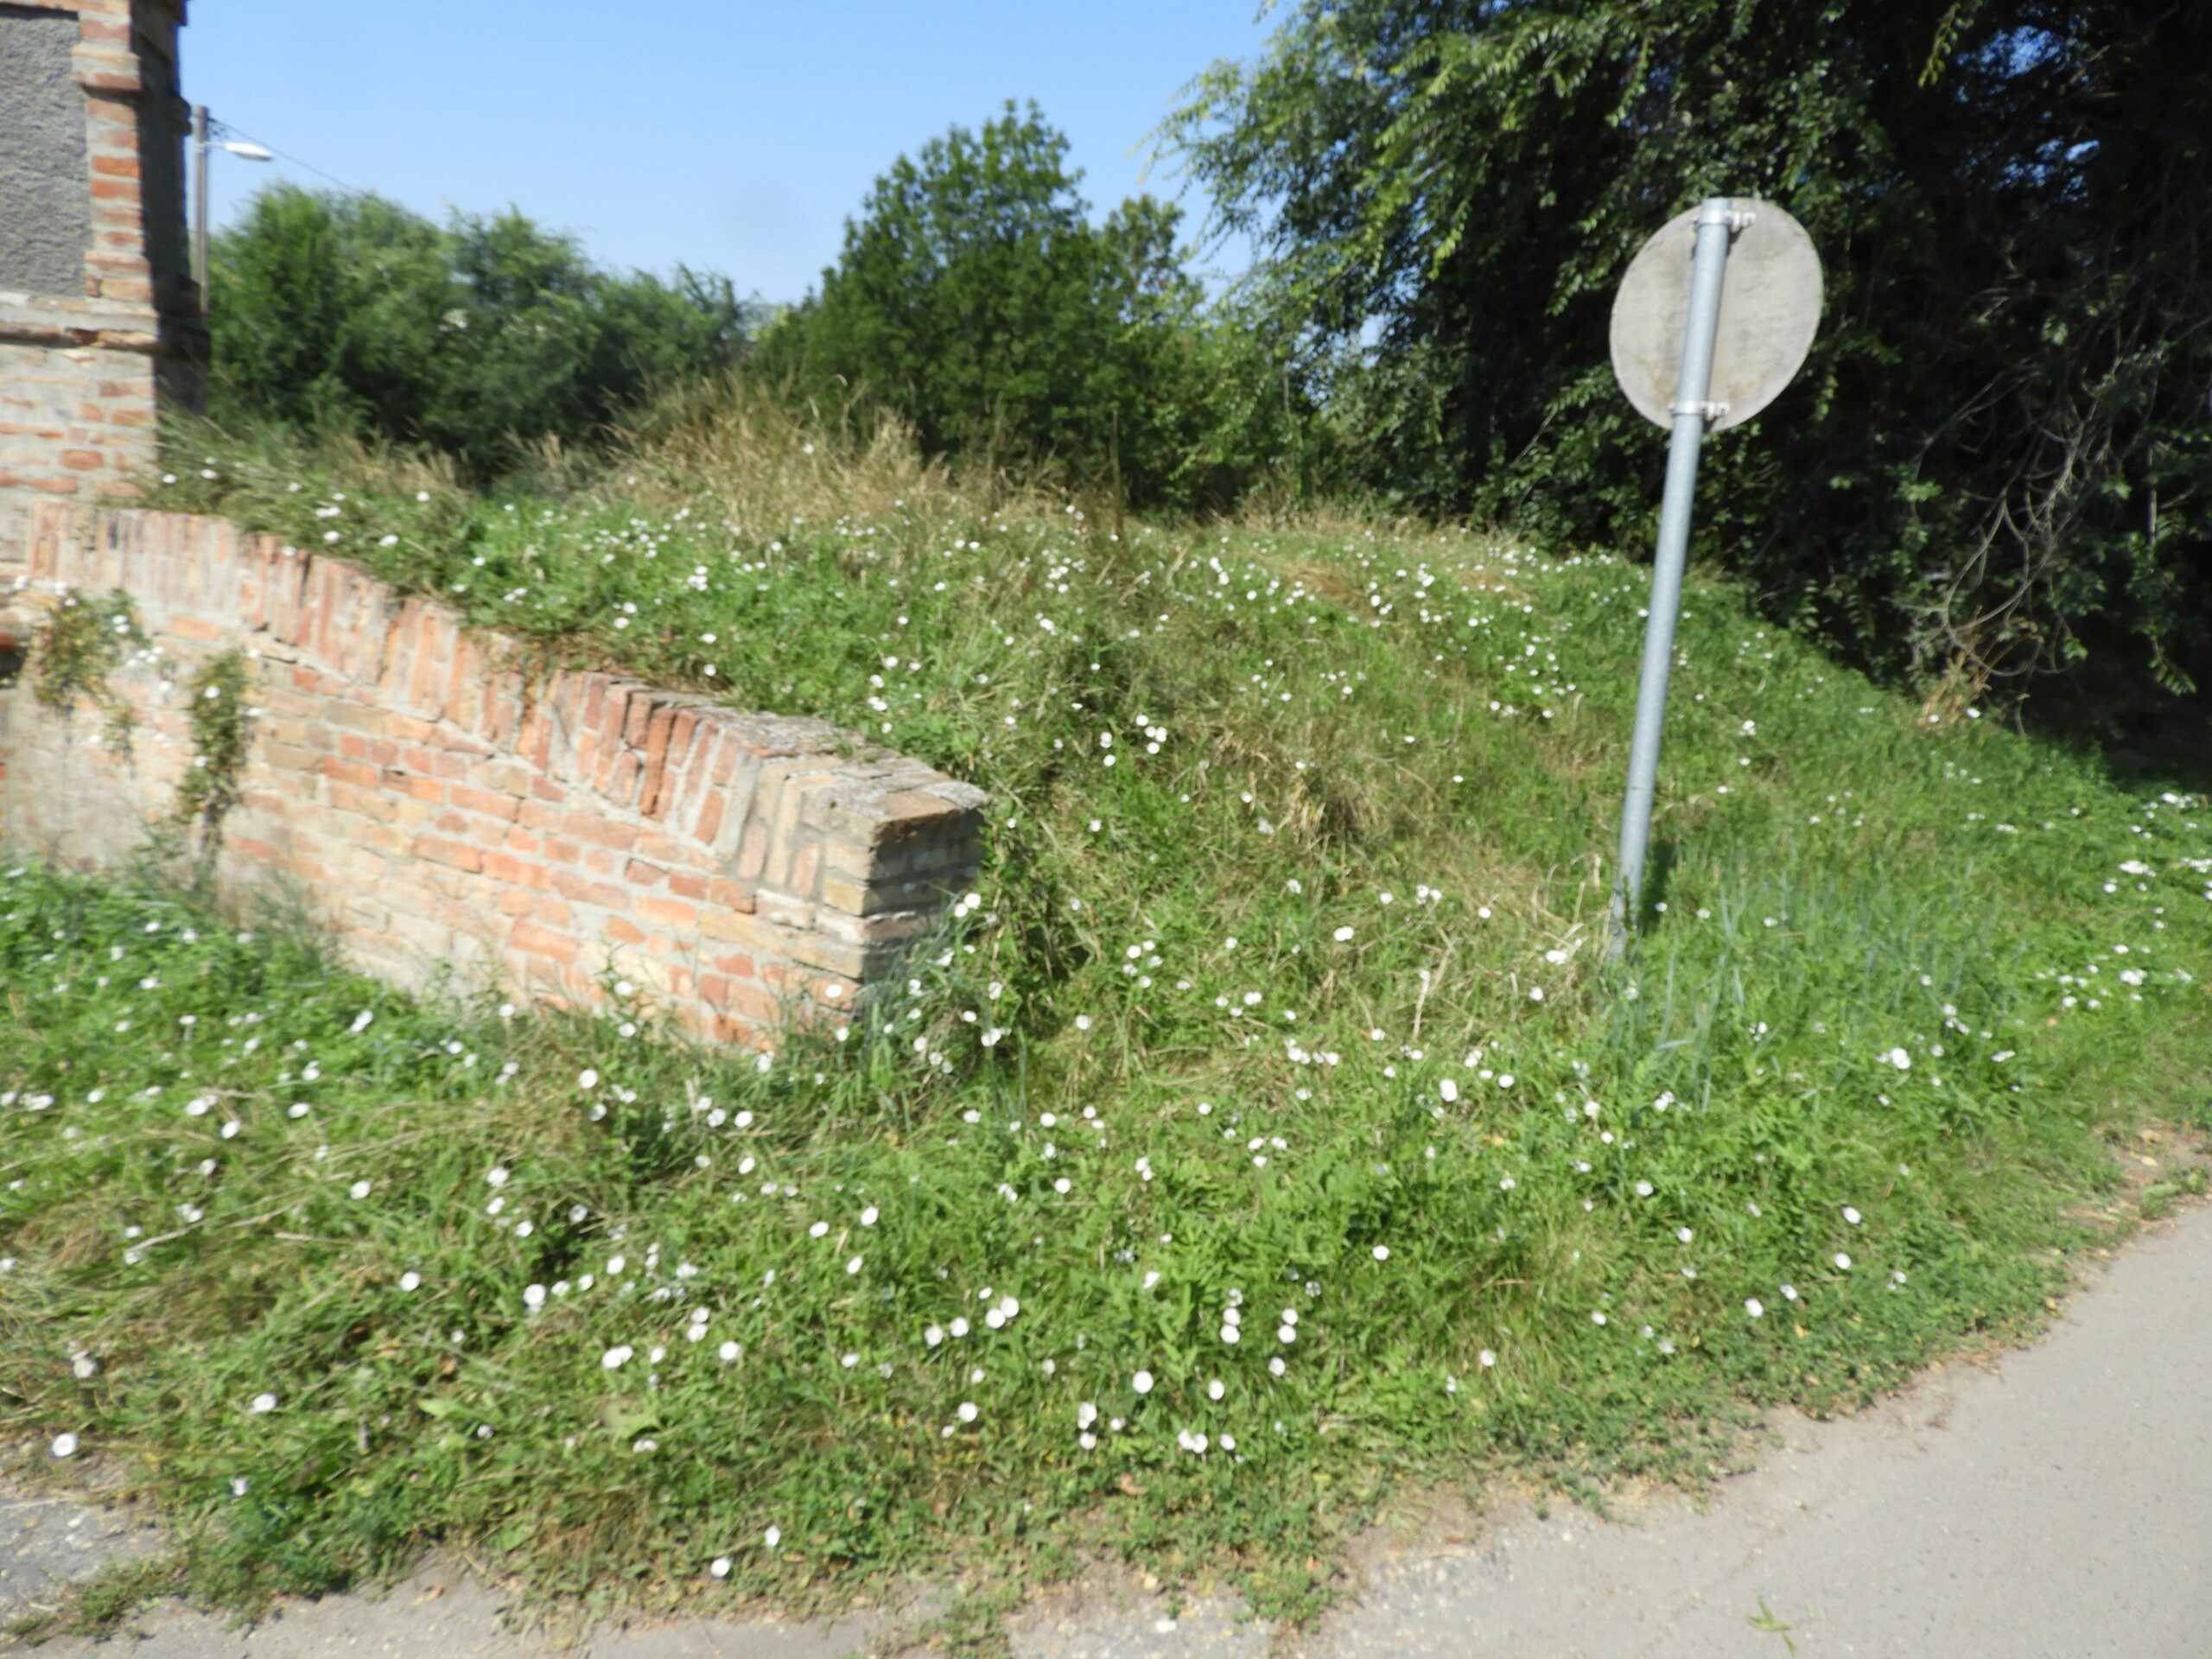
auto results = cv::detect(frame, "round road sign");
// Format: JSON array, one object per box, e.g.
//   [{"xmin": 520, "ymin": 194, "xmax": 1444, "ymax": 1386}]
[{"xmin": 1610, "ymin": 199, "xmax": 1822, "ymax": 433}]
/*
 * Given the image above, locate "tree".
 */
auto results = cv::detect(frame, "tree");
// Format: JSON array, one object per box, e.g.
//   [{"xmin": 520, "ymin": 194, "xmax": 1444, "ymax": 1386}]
[
  {"xmin": 207, "ymin": 185, "xmax": 753, "ymax": 475},
  {"xmin": 757, "ymin": 102, "xmax": 1303, "ymax": 512},
  {"xmin": 1166, "ymin": 0, "xmax": 2212, "ymax": 690}
]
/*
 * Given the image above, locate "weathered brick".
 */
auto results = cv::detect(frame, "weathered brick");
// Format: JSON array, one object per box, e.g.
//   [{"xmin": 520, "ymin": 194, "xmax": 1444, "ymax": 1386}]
[{"xmin": 3, "ymin": 503, "xmax": 985, "ymax": 1050}]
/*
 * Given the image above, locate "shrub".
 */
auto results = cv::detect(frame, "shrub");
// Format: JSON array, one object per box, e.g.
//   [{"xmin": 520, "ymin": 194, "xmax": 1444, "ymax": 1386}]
[{"xmin": 207, "ymin": 185, "xmax": 754, "ymax": 477}]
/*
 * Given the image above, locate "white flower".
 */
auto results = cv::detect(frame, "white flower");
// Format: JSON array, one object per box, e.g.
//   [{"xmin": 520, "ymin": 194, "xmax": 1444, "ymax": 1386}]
[
  {"xmin": 1333, "ymin": 926, "xmax": 1355, "ymax": 942},
  {"xmin": 51, "ymin": 1433, "xmax": 79, "ymax": 1459},
  {"xmin": 709, "ymin": 1556, "xmax": 732, "ymax": 1579},
  {"xmin": 1834, "ymin": 1252, "xmax": 1853, "ymax": 1271},
  {"xmin": 764, "ymin": 1524, "xmax": 781, "ymax": 1548},
  {"xmin": 1372, "ymin": 1244, "xmax": 1390, "ymax": 1262},
  {"xmin": 1132, "ymin": 1370, "xmax": 1154, "ymax": 1395},
  {"xmin": 579, "ymin": 1069, "xmax": 599, "ymax": 1089},
  {"xmin": 860, "ymin": 1205, "xmax": 879, "ymax": 1226},
  {"xmin": 1439, "ymin": 1078, "xmax": 1459, "ymax": 1103},
  {"xmin": 1478, "ymin": 1349, "xmax": 1497, "ymax": 1369},
  {"xmin": 957, "ymin": 1402, "xmax": 978, "ymax": 1423},
  {"xmin": 1745, "ymin": 1299, "xmax": 1765, "ymax": 1319},
  {"xmin": 397, "ymin": 1271, "xmax": 422, "ymax": 1292},
  {"xmin": 1883, "ymin": 1047, "xmax": 1911, "ymax": 1071},
  {"xmin": 1207, "ymin": 1378, "xmax": 1225, "ymax": 1401},
  {"xmin": 1842, "ymin": 1205, "xmax": 1862, "ymax": 1224},
  {"xmin": 249, "ymin": 1393, "xmax": 276, "ymax": 1414},
  {"xmin": 601, "ymin": 1344, "xmax": 634, "ymax": 1370},
  {"xmin": 350, "ymin": 1011, "xmax": 374, "ymax": 1033},
  {"xmin": 718, "ymin": 1341, "xmax": 740, "ymax": 1362}
]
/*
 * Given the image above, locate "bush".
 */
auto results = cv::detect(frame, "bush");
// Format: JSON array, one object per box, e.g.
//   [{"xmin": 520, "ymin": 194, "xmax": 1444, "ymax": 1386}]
[
  {"xmin": 207, "ymin": 185, "xmax": 754, "ymax": 477},
  {"xmin": 1166, "ymin": 0, "xmax": 2212, "ymax": 692},
  {"xmin": 753, "ymin": 102, "xmax": 1312, "ymax": 514}
]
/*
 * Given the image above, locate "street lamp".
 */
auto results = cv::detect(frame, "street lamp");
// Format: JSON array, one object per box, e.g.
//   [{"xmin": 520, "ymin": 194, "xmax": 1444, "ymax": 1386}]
[{"xmin": 191, "ymin": 105, "xmax": 273, "ymax": 311}]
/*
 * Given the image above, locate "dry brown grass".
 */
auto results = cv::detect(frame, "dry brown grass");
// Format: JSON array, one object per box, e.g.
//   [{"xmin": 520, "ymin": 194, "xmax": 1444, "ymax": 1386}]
[{"xmin": 606, "ymin": 374, "xmax": 1063, "ymax": 539}]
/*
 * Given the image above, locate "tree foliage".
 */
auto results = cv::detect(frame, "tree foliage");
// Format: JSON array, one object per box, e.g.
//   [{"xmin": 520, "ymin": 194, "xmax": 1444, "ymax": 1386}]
[
  {"xmin": 756, "ymin": 102, "xmax": 1307, "ymax": 512},
  {"xmin": 207, "ymin": 185, "xmax": 753, "ymax": 477},
  {"xmin": 1166, "ymin": 0, "xmax": 2212, "ymax": 689}
]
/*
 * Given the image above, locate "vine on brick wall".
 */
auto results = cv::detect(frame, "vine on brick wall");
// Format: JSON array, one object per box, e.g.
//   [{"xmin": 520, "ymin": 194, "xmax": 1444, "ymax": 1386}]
[
  {"xmin": 31, "ymin": 589, "xmax": 142, "ymax": 755},
  {"xmin": 172, "ymin": 650, "xmax": 255, "ymax": 873}
]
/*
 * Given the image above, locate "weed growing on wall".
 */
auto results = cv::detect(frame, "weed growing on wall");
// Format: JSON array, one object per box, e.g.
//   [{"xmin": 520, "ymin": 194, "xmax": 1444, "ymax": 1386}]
[
  {"xmin": 30, "ymin": 589, "xmax": 143, "ymax": 756},
  {"xmin": 169, "ymin": 650, "xmax": 255, "ymax": 874}
]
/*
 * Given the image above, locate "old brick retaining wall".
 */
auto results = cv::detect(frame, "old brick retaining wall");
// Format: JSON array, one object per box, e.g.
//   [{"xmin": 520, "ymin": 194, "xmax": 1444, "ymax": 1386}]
[{"xmin": 0, "ymin": 505, "xmax": 988, "ymax": 1042}]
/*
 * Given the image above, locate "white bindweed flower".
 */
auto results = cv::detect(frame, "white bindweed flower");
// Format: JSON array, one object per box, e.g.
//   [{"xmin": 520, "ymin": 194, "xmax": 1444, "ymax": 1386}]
[
  {"xmin": 764, "ymin": 1525, "xmax": 781, "ymax": 1548},
  {"xmin": 602, "ymin": 1345, "xmax": 634, "ymax": 1370},
  {"xmin": 249, "ymin": 1393, "xmax": 276, "ymax": 1414},
  {"xmin": 1745, "ymin": 1299, "xmax": 1765, "ymax": 1319},
  {"xmin": 1842, "ymin": 1205, "xmax": 1862, "ymax": 1224},
  {"xmin": 709, "ymin": 1556, "xmax": 731, "ymax": 1579},
  {"xmin": 1834, "ymin": 1252, "xmax": 1853, "ymax": 1270},
  {"xmin": 1133, "ymin": 1370, "xmax": 1154, "ymax": 1395},
  {"xmin": 51, "ymin": 1433, "xmax": 79, "ymax": 1459}
]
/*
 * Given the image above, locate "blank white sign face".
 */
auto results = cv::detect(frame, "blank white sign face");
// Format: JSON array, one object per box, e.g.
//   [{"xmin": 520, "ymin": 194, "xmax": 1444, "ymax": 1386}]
[{"xmin": 1611, "ymin": 199, "xmax": 1823, "ymax": 433}]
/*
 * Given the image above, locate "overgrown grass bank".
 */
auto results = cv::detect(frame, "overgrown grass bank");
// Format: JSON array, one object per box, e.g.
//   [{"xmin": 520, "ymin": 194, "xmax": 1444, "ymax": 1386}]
[{"xmin": 2, "ymin": 416, "xmax": 2207, "ymax": 1632}]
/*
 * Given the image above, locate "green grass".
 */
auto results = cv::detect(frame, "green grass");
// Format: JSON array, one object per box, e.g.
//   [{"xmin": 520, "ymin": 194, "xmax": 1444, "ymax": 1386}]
[{"xmin": 2, "ymin": 416, "xmax": 2207, "ymax": 1633}]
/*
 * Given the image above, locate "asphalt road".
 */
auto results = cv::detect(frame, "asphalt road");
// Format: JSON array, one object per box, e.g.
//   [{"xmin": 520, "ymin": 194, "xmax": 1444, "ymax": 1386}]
[{"xmin": 8, "ymin": 1202, "xmax": 2208, "ymax": 1659}]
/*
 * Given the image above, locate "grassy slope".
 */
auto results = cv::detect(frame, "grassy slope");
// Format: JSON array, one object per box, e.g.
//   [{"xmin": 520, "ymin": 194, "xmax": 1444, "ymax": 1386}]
[{"xmin": 2, "ymin": 420, "xmax": 2207, "ymax": 1629}]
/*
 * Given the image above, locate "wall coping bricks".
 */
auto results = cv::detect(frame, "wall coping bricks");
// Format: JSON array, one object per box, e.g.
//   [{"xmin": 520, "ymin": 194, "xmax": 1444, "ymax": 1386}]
[{"xmin": 0, "ymin": 505, "xmax": 988, "ymax": 1045}]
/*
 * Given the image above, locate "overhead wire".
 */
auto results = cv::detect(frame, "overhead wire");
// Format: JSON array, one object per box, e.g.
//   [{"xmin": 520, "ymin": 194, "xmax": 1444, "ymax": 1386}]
[{"xmin": 206, "ymin": 118, "xmax": 366, "ymax": 196}]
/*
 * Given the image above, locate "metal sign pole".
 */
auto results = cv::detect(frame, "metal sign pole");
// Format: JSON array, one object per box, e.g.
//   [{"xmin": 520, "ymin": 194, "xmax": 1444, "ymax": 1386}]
[{"xmin": 1608, "ymin": 198, "xmax": 1741, "ymax": 957}]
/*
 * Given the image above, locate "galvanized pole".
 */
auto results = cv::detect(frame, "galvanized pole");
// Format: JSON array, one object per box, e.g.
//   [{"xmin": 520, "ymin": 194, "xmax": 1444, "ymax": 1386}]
[
  {"xmin": 1608, "ymin": 198, "xmax": 1739, "ymax": 957},
  {"xmin": 192, "ymin": 104, "xmax": 210, "ymax": 311}
]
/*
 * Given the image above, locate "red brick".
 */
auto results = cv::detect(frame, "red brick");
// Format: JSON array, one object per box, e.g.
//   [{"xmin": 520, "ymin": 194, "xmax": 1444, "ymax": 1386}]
[
  {"xmin": 512, "ymin": 921, "xmax": 580, "ymax": 963},
  {"xmin": 60, "ymin": 450, "xmax": 105, "ymax": 471},
  {"xmin": 411, "ymin": 835, "xmax": 483, "ymax": 873},
  {"xmin": 481, "ymin": 851, "xmax": 548, "ymax": 888},
  {"xmin": 637, "ymin": 896, "xmax": 699, "ymax": 931}
]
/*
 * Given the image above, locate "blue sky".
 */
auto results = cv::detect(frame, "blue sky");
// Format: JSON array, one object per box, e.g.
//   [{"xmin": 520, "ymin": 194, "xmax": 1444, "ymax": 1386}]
[{"xmin": 182, "ymin": 1, "xmax": 1277, "ymax": 302}]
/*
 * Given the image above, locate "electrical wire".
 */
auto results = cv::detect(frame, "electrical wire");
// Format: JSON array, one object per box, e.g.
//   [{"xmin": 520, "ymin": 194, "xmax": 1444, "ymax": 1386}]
[{"xmin": 207, "ymin": 119, "xmax": 366, "ymax": 196}]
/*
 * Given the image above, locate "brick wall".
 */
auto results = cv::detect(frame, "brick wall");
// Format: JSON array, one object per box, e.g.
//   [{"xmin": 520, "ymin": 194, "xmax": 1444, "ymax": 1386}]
[
  {"xmin": 0, "ymin": 505, "xmax": 989, "ymax": 1044},
  {"xmin": 1, "ymin": 0, "xmax": 201, "ymax": 570}
]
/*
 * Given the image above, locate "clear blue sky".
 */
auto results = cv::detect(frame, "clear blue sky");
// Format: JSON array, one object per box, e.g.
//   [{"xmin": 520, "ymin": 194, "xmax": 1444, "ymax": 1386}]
[{"xmin": 181, "ymin": 0, "xmax": 1275, "ymax": 302}]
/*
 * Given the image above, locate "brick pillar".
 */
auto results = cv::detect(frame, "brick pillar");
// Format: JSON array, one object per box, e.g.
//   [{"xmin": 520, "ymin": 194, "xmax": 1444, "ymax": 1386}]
[{"xmin": 0, "ymin": 0, "xmax": 203, "ymax": 579}]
